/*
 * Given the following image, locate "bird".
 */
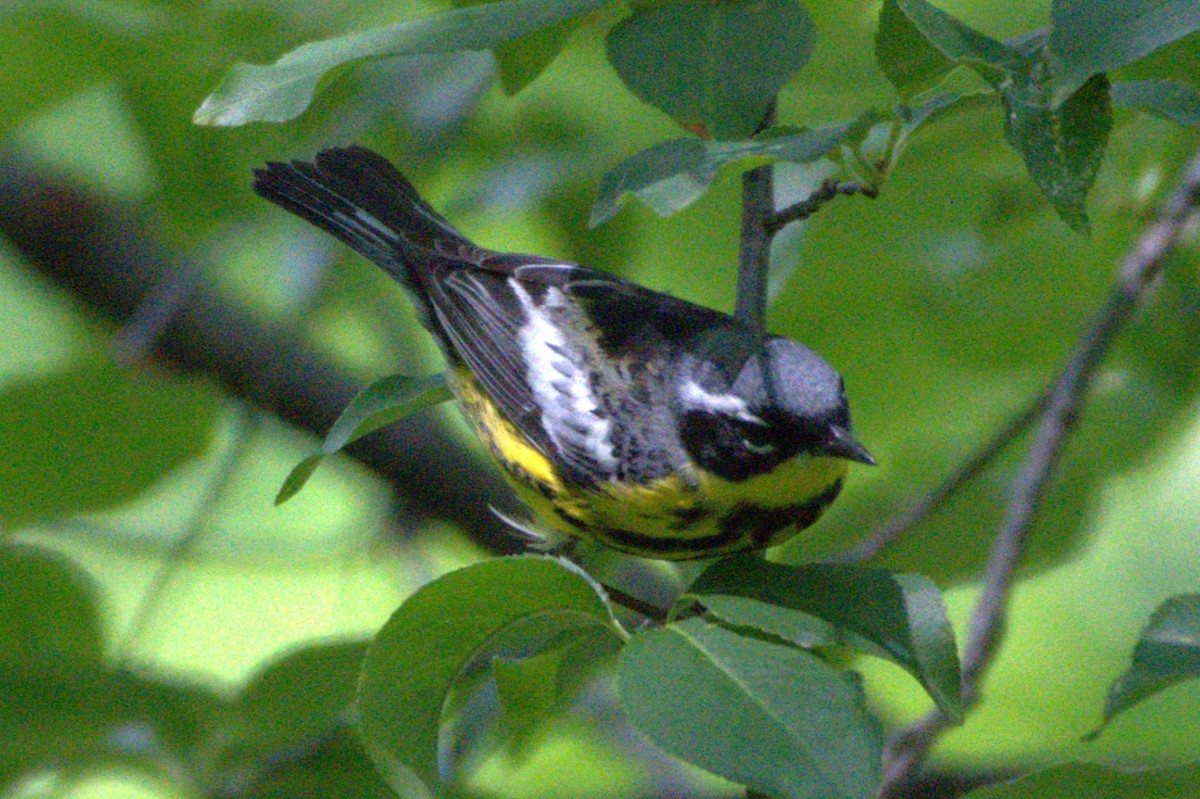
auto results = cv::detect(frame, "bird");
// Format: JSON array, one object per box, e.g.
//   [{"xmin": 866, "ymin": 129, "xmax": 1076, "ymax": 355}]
[{"xmin": 253, "ymin": 145, "xmax": 874, "ymax": 560}]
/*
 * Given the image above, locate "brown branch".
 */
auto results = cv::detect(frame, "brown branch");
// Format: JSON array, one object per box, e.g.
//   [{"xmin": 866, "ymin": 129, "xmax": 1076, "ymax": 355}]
[
  {"xmin": 0, "ymin": 148, "xmax": 523, "ymax": 555},
  {"xmin": 878, "ymin": 146, "xmax": 1200, "ymax": 797},
  {"xmin": 766, "ymin": 178, "xmax": 878, "ymax": 236}
]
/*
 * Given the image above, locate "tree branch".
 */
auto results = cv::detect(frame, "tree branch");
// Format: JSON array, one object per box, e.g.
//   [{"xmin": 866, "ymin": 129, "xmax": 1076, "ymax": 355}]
[
  {"xmin": 0, "ymin": 148, "xmax": 524, "ymax": 555},
  {"xmin": 878, "ymin": 146, "xmax": 1200, "ymax": 797}
]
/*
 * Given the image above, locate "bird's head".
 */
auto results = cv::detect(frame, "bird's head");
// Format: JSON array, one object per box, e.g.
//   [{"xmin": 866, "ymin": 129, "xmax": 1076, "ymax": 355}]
[{"xmin": 674, "ymin": 332, "xmax": 874, "ymax": 481}]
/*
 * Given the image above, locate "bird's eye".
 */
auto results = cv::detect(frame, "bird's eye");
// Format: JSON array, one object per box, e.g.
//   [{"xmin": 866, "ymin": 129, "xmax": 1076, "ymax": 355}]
[{"xmin": 737, "ymin": 420, "xmax": 776, "ymax": 455}]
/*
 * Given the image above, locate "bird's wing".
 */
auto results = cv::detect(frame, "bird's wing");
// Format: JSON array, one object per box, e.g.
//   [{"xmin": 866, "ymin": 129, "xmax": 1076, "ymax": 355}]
[{"xmin": 421, "ymin": 255, "xmax": 633, "ymax": 485}]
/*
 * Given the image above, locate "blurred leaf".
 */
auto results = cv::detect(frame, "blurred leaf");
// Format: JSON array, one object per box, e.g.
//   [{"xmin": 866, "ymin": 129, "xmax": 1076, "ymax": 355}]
[
  {"xmin": 195, "ymin": 0, "xmax": 611, "ymax": 126},
  {"xmin": 617, "ymin": 617, "xmax": 882, "ymax": 799},
  {"xmin": 358, "ymin": 557, "xmax": 619, "ymax": 795},
  {"xmin": 1049, "ymin": 0, "xmax": 1200, "ymax": 100},
  {"xmin": 276, "ymin": 372, "xmax": 452, "ymax": 504},
  {"xmin": 891, "ymin": 0, "xmax": 1017, "ymax": 77},
  {"xmin": 495, "ymin": 19, "xmax": 580, "ymax": 95},
  {"xmin": 240, "ymin": 729, "xmax": 397, "ymax": 799},
  {"xmin": 963, "ymin": 762, "xmax": 1200, "ymax": 798},
  {"xmin": 0, "ymin": 363, "xmax": 219, "ymax": 527},
  {"xmin": 1001, "ymin": 72, "xmax": 1113, "ymax": 233},
  {"xmin": 233, "ymin": 639, "xmax": 367, "ymax": 756},
  {"xmin": 492, "ymin": 624, "xmax": 621, "ymax": 758},
  {"xmin": 605, "ymin": 0, "xmax": 816, "ymax": 139},
  {"xmin": 0, "ymin": 5, "xmax": 121, "ymax": 137},
  {"xmin": 1087, "ymin": 594, "xmax": 1200, "ymax": 738},
  {"xmin": 1112, "ymin": 79, "xmax": 1200, "ymax": 126},
  {"xmin": 450, "ymin": 0, "xmax": 585, "ymax": 93},
  {"xmin": 493, "ymin": 645, "xmax": 570, "ymax": 758},
  {"xmin": 591, "ymin": 138, "xmax": 718, "ymax": 226},
  {"xmin": 875, "ymin": 0, "xmax": 956, "ymax": 101},
  {"xmin": 4, "ymin": 662, "xmax": 226, "ymax": 787},
  {"xmin": 0, "ymin": 545, "xmax": 103, "ymax": 673},
  {"xmin": 890, "ymin": 91, "xmax": 995, "ymax": 167},
  {"xmin": 690, "ymin": 555, "xmax": 962, "ymax": 720},
  {"xmin": 592, "ymin": 121, "xmax": 862, "ymax": 225}
]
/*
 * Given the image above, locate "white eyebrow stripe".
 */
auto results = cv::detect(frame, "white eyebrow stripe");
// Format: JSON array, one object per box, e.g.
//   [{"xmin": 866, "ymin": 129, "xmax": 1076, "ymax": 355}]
[{"xmin": 678, "ymin": 379, "xmax": 764, "ymax": 424}]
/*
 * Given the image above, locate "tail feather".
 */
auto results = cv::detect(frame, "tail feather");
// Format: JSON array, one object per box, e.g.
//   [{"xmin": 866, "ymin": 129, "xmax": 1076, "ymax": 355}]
[{"xmin": 252, "ymin": 145, "xmax": 468, "ymax": 286}]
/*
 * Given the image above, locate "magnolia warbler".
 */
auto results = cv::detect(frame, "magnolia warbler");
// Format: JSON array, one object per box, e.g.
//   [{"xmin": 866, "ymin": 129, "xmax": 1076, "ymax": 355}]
[{"xmin": 254, "ymin": 146, "xmax": 873, "ymax": 560}]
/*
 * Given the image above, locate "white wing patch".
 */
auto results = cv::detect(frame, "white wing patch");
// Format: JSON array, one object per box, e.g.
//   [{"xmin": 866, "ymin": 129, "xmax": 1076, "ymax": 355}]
[{"xmin": 511, "ymin": 279, "xmax": 617, "ymax": 475}]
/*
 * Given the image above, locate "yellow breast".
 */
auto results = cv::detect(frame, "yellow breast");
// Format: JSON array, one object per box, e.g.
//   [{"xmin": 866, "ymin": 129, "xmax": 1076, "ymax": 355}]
[{"xmin": 451, "ymin": 366, "xmax": 848, "ymax": 560}]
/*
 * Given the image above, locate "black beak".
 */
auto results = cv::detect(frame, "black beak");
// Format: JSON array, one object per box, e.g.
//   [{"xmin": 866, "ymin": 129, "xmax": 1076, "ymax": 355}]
[{"xmin": 823, "ymin": 425, "xmax": 876, "ymax": 466}]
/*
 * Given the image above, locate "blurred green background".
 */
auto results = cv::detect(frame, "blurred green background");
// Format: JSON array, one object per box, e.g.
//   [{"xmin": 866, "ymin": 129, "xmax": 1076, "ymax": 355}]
[{"xmin": 2, "ymin": 1, "xmax": 1200, "ymax": 797}]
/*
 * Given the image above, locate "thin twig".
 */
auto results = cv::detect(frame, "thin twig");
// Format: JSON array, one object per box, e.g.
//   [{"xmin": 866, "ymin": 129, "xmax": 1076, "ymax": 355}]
[
  {"xmin": 878, "ymin": 148, "xmax": 1200, "ymax": 797},
  {"xmin": 766, "ymin": 179, "xmax": 878, "ymax": 236},
  {"xmin": 837, "ymin": 390, "xmax": 1049, "ymax": 564},
  {"xmin": 735, "ymin": 102, "xmax": 779, "ymax": 335},
  {"xmin": 603, "ymin": 582, "xmax": 670, "ymax": 624},
  {"xmin": 115, "ymin": 404, "xmax": 259, "ymax": 661}
]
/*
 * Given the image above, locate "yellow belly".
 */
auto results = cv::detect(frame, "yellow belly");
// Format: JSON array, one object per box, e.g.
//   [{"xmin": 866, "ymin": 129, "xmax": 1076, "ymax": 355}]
[{"xmin": 452, "ymin": 367, "xmax": 848, "ymax": 560}]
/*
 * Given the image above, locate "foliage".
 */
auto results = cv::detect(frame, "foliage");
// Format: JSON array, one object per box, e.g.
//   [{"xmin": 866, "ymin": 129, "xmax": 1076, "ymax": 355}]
[{"xmin": 2, "ymin": 0, "xmax": 1200, "ymax": 798}]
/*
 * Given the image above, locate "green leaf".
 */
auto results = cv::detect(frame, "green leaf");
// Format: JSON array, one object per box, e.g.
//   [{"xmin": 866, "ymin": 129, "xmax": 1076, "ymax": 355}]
[
  {"xmin": 604, "ymin": 0, "xmax": 816, "ymax": 139},
  {"xmin": 0, "ymin": 545, "xmax": 103, "ymax": 673},
  {"xmin": 617, "ymin": 617, "xmax": 882, "ymax": 799},
  {"xmin": 962, "ymin": 762, "xmax": 1200, "ymax": 799},
  {"xmin": 236, "ymin": 729, "xmax": 397, "ymax": 799},
  {"xmin": 233, "ymin": 640, "xmax": 368, "ymax": 756},
  {"xmin": 493, "ymin": 625, "xmax": 621, "ymax": 758},
  {"xmin": 1112, "ymin": 79, "xmax": 1200, "ymax": 126},
  {"xmin": 494, "ymin": 16, "xmax": 583, "ymax": 94},
  {"xmin": 891, "ymin": 0, "xmax": 1017, "ymax": 77},
  {"xmin": 1087, "ymin": 593, "xmax": 1200, "ymax": 738},
  {"xmin": 591, "ymin": 122, "xmax": 861, "ymax": 225},
  {"xmin": 1049, "ymin": 0, "xmax": 1200, "ymax": 100},
  {"xmin": 0, "ymin": 363, "xmax": 218, "ymax": 526},
  {"xmin": 451, "ymin": 0, "xmax": 585, "ymax": 94},
  {"xmin": 591, "ymin": 138, "xmax": 717, "ymax": 226},
  {"xmin": 493, "ymin": 646, "xmax": 569, "ymax": 757},
  {"xmin": 689, "ymin": 555, "xmax": 963, "ymax": 721},
  {"xmin": 1001, "ymin": 72, "xmax": 1113, "ymax": 233},
  {"xmin": 357, "ymin": 557, "xmax": 620, "ymax": 795},
  {"xmin": 890, "ymin": 91, "xmax": 995, "ymax": 168},
  {"xmin": 875, "ymin": 0, "xmax": 956, "ymax": 101},
  {"xmin": 194, "ymin": 0, "xmax": 611, "ymax": 126},
  {"xmin": 275, "ymin": 372, "xmax": 452, "ymax": 504}
]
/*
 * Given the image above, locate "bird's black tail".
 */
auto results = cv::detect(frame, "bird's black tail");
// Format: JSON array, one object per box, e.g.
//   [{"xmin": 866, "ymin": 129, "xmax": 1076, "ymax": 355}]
[{"xmin": 252, "ymin": 146, "xmax": 468, "ymax": 287}]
